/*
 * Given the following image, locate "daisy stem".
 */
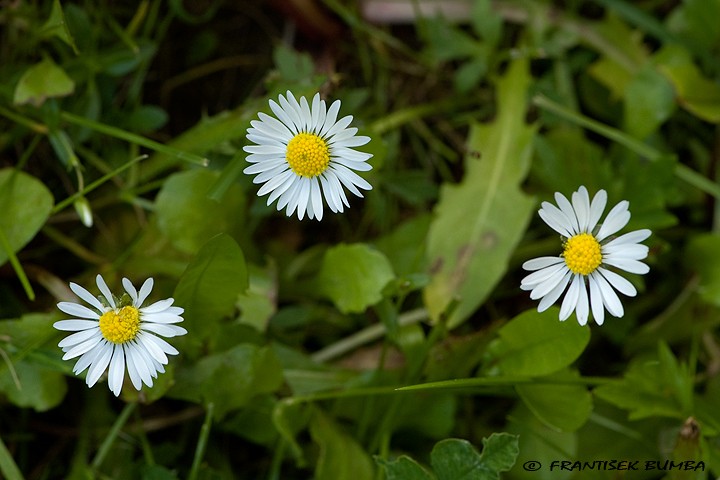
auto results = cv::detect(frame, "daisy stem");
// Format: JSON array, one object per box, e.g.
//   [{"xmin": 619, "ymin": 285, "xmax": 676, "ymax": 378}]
[
  {"xmin": 91, "ymin": 402, "xmax": 137, "ymax": 471},
  {"xmin": 532, "ymin": 94, "xmax": 720, "ymax": 200},
  {"xmin": 188, "ymin": 402, "xmax": 214, "ymax": 480}
]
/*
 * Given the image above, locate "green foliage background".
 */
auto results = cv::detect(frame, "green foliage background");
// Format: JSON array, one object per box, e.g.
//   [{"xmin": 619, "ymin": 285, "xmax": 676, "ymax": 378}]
[{"xmin": 1, "ymin": 0, "xmax": 720, "ymax": 478}]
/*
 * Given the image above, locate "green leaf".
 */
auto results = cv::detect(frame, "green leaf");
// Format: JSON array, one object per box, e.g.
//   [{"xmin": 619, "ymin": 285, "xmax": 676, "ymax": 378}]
[
  {"xmin": 273, "ymin": 44, "xmax": 315, "ymax": 83},
  {"xmin": 375, "ymin": 456, "xmax": 434, "ymax": 480},
  {"xmin": 0, "ymin": 436, "xmax": 24, "ymax": 480},
  {"xmin": 666, "ymin": 0, "xmax": 720, "ymax": 55},
  {"xmin": 13, "ymin": 57, "xmax": 75, "ymax": 106},
  {"xmin": 515, "ymin": 370, "xmax": 593, "ymax": 432},
  {"xmin": 486, "ymin": 308, "xmax": 590, "ymax": 377},
  {"xmin": 0, "ymin": 314, "xmax": 67, "ymax": 411},
  {"xmin": 656, "ymin": 44, "xmax": 720, "ymax": 123},
  {"xmin": 317, "ymin": 243, "xmax": 395, "ymax": 313},
  {"xmin": 623, "ymin": 65, "xmax": 675, "ymax": 138},
  {"xmin": 431, "ymin": 434, "xmax": 519, "ymax": 480},
  {"xmin": 423, "ymin": 59, "xmax": 536, "ymax": 328},
  {"xmin": 0, "ymin": 169, "xmax": 54, "ymax": 267},
  {"xmin": 170, "ymin": 344, "xmax": 282, "ymax": 418},
  {"xmin": 40, "ymin": 0, "xmax": 78, "ymax": 53},
  {"xmin": 237, "ymin": 263, "xmax": 277, "ymax": 332},
  {"xmin": 174, "ymin": 234, "xmax": 248, "ymax": 347},
  {"xmin": 310, "ymin": 409, "xmax": 374, "ymax": 480},
  {"xmin": 685, "ymin": 233, "xmax": 720, "ymax": 306},
  {"xmin": 155, "ymin": 169, "xmax": 246, "ymax": 254},
  {"xmin": 594, "ymin": 347, "xmax": 688, "ymax": 420}
]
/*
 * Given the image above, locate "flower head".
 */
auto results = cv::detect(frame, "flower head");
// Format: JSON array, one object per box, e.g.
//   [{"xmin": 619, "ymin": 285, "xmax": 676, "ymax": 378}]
[
  {"xmin": 243, "ymin": 91, "xmax": 373, "ymax": 220},
  {"xmin": 520, "ymin": 186, "xmax": 651, "ymax": 326},
  {"xmin": 54, "ymin": 274, "xmax": 187, "ymax": 396}
]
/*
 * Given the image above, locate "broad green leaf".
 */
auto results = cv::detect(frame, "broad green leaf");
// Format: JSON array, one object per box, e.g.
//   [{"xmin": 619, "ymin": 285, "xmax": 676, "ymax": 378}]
[
  {"xmin": 486, "ymin": 308, "xmax": 590, "ymax": 377},
  {"xmin": 317, "ymin": 243, "xmax": 395, "ymax": 313},
  {"xmin": 310, "ymin": 409, "xmax": 374, "ymax": 480},
  {"xmin": 531, "ymin": 129, "xmax": 613, "ymax": 196},
  {"xmin": 0, "ymin": 359, "xmax": 67, "ymax": 411},
  {"xmin": 155, "ymin": 169, "xmax": 246, "ymax": 254},
  {"xmin": 174, "ymin": 234, "xmax": 248, "ymax": 346},
  {"xmin": 587, "ymin": 14, "xmax": 649, "ymax": 98},
  {"xmin": 141, "ymin": 464, "xmax": 180, "ymax": 480},
  {"xmin": 685, "ymin": 233, "xmax": 720, "ymax": 306},
  {"xmin": 422, "ymin": 17, "xmax": 480, "ymax": 63},
  {"xmin": 431, "ymin": 434, "xmax": 519, "ymax": 480},
  {"xmin": 515, "ymin": 370, "xmax": 592, "ymax": 432},
  {"xmin": 40, "ymin": 0, "xmax": 78, "ymax": 52},
  {"xmin": 220, "ymin": 395, "xmax": 279, "ymax": 446},
  {"xmin": 375, "ymin": 456, "xmax": 434, "ymax": 480},
  {"xmin": 624, "ymin": 65, "xmax": 675, "ymax": 138},
  {"xmin": 594, "ymin": 348, "xmax": 688, "ymax": 420},
  {"xmin": 666, "ymin": 0, "xmax": 720, "ymax": 55},
  {"xmin": 506, "ymin": 403, "xmax": 577, "ymax": 480},
  {"xmin": 170, "ymin": 344, "xmax": 282, "ymax": 418},
  {"xmin": 656, "ymin": 44, "xmax": 720, "ymax": 123},
  {"xmin": 237, "ymin": 263, "xmax": 276, "ymax": 332},
  {"xmin": 423, "ymin": 58, "xmax": 536, "ymax": 328},
  {"xmin": 0, "ymin": 169, "xmax": 54, "ymax": 266},
  {"xmin": 374, "ymin": 214, "xmax": 431, "ymax": 277},
  {"xmin": 13, "ymin": 57, "xmax": 75, "ymax": 106},
  {"xmin": 273, "ymin": 44, "xmax": 315, "ymax": 83}
]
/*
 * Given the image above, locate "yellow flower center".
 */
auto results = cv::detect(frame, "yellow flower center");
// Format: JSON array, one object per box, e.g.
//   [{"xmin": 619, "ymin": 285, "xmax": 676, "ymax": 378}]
[
  {"xmin": 563, "ymin": 233, "xmax": 602, "ymax": 275},
  {"xmin": 99, "ymin": 306, "xmax": 140, "ymax": 344},
  {"xmin": 286, "ymin": 133, "xmax": 330, "ymax": 178}
]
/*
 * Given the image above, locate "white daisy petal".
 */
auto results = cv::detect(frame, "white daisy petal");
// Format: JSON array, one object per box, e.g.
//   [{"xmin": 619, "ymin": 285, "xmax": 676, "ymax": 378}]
[
  {"xmin": 124, "ymin": 344, "xmax": 143, "ymax": 390},
  {"xmin": 559, "ymin": 275, "xmax": 582, "ymax": 321},
  {"xmin": 596, "ymin": 201, "xmax": 630, "ymax": 241},
  {"xmin": 588, "ymin": 275, "xmax": 605, "ymax": 325},
  {"xmin": 554, "ymin": 191, "xmax": 580, "ymax": 233},
  {"xmin": 58, "ymin": 328, "xmax": 102, "ymax": 348},
  {"xmin": 122, "ymin": 278, "xmax": 138, "ymax": 305},
  {"xmin": 521, "ymin": 262, "xmax": 567, "ymax": 291},
  {"xmin": 529, "ymin": 266, "xmax": 569, "ymax": 299},
  {"xmin": 595, "ymin": 273, "xmax": 624, "ymax": 317},
  {"xmin": 57, "ymin": 302, "xmax": 101, "ymax": 320},
  {"xmin": 522, "ymin": 256, "xmax": 564, "ymax": 271},
  {"xmin": 244, "ymin": 92, "xmax": 372, "ymax": 220},
  {"xmin": 587, "ymin": 189, "xmax": 607, "ymax": 232},
  {"xmin": 536, "ymin": 271, "xmax": 572, "ymax": 312},
  {"xmin": 571, "ymin": 186, "xmax": 591, "ymax": 232},
  {"xmin": 108, "ymin": 346, "xmax": 126, "ymax": 396},
  {"xmin": 69, "ymin": 282, "xmax": 105, "ymax": 312},
  {"xmin": 95, "ymin": 275, "xmax": 116, "ymax": 309},
  {"xmin": 603, "ymin": 257, "xmax": 650, "ymax": 274},
  {"xmin": 53, "ymin": 319, "xmax": 99, "ymax": 331},
  {"xmin": 538, "ymin": 203, "xmax": 574, "ymax": 237},
  {"xmin": 85, "ymin": 342, "xmax": 113, "ymax": 387},
  {"xmin": 598, "ymin": 268, "xmax": 637, "ymax": 297},
  {"xmin": 575, "ymin": 279, "xmax": 590, "ymax": 326},
  {"xmin": 140, "ymin": 298, "xmax": 174, "ymax": 314},
  {"xmin": 603, "ymin": 229, "xmax": 652, "ymax": 248},
  {"xmin": 73, "ymin": 344, "xmax": 106, "ymax": 376},
  {"xmin": 55, "ymin": 276, "xmax": 186, "ymax": 395},
  {"xmin": 520, "ymin": 186, "xmax": 650, "ymax": 326}
]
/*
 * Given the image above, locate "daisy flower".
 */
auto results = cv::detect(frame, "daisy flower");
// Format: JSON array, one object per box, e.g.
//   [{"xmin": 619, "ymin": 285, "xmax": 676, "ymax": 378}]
[
  {"xmin": 54, "ymin": 274, "xmax": 187, "ymax": 396},
  {"xmin": 520, "ymin": 186, "xmax": 651, "ymax": 326},
  {"xmin": 243, "ymin": 90, "xmax": 373, "ymax": 220}
]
